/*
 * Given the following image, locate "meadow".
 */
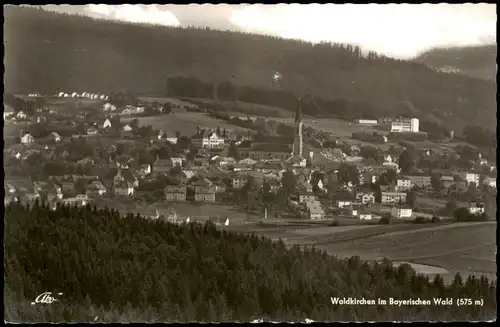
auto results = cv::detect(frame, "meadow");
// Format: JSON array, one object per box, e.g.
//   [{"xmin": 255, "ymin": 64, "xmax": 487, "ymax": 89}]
[
  {"xmin": 138, "ymin": 96, "xmax": 197, "ymax": 108},
  {"xmin": 121, "ymin": 112, "xmax": 251, "ymax": 135},
  {"xmin": 225, "ymin": 218, "xmax": 496, "ymax": 282},
  {"xmin": 6, "ymin": 202, "xmax": 496, "ymax": 322},
  {"xmin": 181, "ymin": 97, "xmax": 294, "ymax": 118}
]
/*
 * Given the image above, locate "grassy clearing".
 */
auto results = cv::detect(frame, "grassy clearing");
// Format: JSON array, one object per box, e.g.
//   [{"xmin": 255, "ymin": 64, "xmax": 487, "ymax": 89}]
[
  {"xmin": 182, "ymin": 97, "xmax": 294, "ymax": 118},
  {"xmin": 417, "ymin": 196, "xmax": 448, "ymax": 211},
  {"xmin": 138, "ymin": 96, "xmax": 197, "ymax": 108},
  {"xmin": 121, "ymin": 112, "xmax": 251, "ymax": 135},
  {"xmin": 319, "ymin": 223, "xmax": 495, "ymax": 272}
]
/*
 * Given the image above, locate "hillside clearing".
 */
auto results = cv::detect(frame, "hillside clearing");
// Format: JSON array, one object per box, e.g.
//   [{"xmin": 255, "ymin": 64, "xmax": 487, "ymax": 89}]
[{"xmin": 121, "ymin": 112, "xmax": 251, "ymax": 135}]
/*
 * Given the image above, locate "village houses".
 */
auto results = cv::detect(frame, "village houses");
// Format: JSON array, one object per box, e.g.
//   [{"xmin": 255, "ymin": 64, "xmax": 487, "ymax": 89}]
[
  {"xmin": 395, "ymin": 176, "xmax": 412, "ymax": 191},
  {"xmin": 165, "ymin": 185, "xmax": 187, "ymax": 201},
  {"xmin": 21, "ymin": 132, "xmax": 35, "ymax": 145},
  {"xmin": 381, "ymin": 192, "xmax": 407, "ymax": 205},
  {"xmin": 402, "ymin": 174, "xmax": 431, "ymax": 189},
  {"xmin": 356, "ymin": 191, "xmax": 375, "ymax": 205}
]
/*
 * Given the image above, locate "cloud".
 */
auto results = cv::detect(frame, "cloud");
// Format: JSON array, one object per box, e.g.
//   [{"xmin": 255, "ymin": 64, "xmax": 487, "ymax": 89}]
[
  {"xmin": 228, "ymin": 4, "xmax": 497, "ymax": 59},
  {"xmin": 85, "ymin": 4, "xmax": 180, "ymax": 27},
  {"xmin": 40, "ymin": 4, "xmax": 496, "ymax": 59}
]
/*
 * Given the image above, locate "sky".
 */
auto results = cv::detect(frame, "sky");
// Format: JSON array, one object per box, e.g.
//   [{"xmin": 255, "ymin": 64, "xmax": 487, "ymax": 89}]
[{"xmin": 39, "ymin": 4, "xmax": 497, "ymax": 59}]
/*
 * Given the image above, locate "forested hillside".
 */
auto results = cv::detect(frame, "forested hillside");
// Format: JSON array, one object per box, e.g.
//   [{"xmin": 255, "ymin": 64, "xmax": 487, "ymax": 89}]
[
  {"xmin": 4, "ymin": 6, "xmax": 496, "ymax": 131},
  {"xmin": 415, "ymin": 45, "xmax": 497, "ymax": 81},
  {"xmin": 4, "ymin": 202, "xmax": 497, "ymax": 322}
]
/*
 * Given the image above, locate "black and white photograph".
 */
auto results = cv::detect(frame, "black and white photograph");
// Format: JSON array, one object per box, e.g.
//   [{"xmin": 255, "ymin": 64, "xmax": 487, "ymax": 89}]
[{"xmin": 3, "ymin": 3, "xmax": 497, "ymax": 322}]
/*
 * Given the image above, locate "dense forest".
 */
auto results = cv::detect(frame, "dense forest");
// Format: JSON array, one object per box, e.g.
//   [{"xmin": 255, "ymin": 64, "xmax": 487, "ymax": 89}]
[
  {"xmin": 4, "ymin": 6, "xmax": 496, "ymax": 132},
  {"xmin": 415, "ymin": 45, "xmax": 497, "ymax": 81},
  {"xmin": 4, "ymin": 202, "xmax": 497, "ymax": 322}
]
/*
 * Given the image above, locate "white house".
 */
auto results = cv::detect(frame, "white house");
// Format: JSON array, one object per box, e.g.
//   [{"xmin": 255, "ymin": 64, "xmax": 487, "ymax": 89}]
[
  {"xmin": 114, "ymin": 181, "xmax": 135, "ymax": 196},
  {"xmin": 16, "ymin": 110, "xmax": 27, "ymax": 119},
  {"xmin": 382, "ymin": 162, "xmax": 400, "ymax": 173},
  {"xmin": 391, "ymin": 207, "xmax": 413, "ymax": 219},
  {"xmin": 207, "ymin": 132, "xmax": 225, "ymax": 148},
  {"xmin": 140, "ymin": 164, "xmax": 152, "ymax": 175},
  {"xmin": 467, "ymin": 203, "xmax": 485, "ymax": 215},
  {"xmin": 102, "ymin": 119, "xmax": 112, "ymax": 129},
  {"xmin": 191, "ymin": 131, "xmax": 225, "ymax": 148},
  {"xmin": 381, "ymin": 192, "xmax": 407, "ymax": 205},
  {"xmin": 87, "ymin": 127, "xmax": 99, "ymax": 135},
  {"xmin": 123, "ymin": 124, "xmax": 133, "ymax": 132},
  {"xmin": 459, "ymin": 172, "xmax": 480, "ymax": 187},
  {"xmin": 103, "ymin": 102, "xmax": 117, "ymax": 112},
  {"xmin": 21, "ymin": 133, "xmax": 35, "ymax": 145},
  {"xmin": 390, "ymin": 118, "xmax": 419, "ymax": 133},
  {"xmin": 86, "ymin": 181, "xmax": 107, "ymax": 197},
  {"xmin": 166, "ymin": 136, "xmax": 178, "ymax": 144},
  {"xmin": 336, "ymin": 200, "xmax": 352, "ymax": 208},
  {"xmin": 4, "ymin": 105, "xmax": 15, "ymax": 119},
  {"xmin": 356, "ymin": 192, "xmax": 375, "ymax": 205},
  {"xmin": 171, "ymin": 157, "xmax": 183, "ymax": 167},
  {"xmin": 357, "ymin": 119, "xmax": 378, "ymax": 126},
  {"xmin": 306, "ymin": 200, "xmax": 325, "ymax": 220},
  {"xmin": 483, "ymin": 177, "xmax": 496, "ymax": 188},
  {"xmin": 317, "ymin": 179, "xmax": 324, "ymax": 191},
  {"xmin": 359, "ymin": 213, "xmax": 372, "ymax": 220},
  {"xmin": 58, "ymin": 92, "xmax": 65, "ymax": 97},
  {"xmin": 299, "ymin": 192, "xmax": 318, "ymax": 203},
  {"xmin": 50, "ymin": 132, "xmax": 62, "ymax": 143},
  {"xmin": 238, "ymin": 158, "xmax": 257, "ymax": 165},
  {"xmin": 395, "ymin": 177, "xmax": 412, "ymax": 191},
  {"xmin": 71, "ymin": 92, "xmax": 78, "ymax": 98}
]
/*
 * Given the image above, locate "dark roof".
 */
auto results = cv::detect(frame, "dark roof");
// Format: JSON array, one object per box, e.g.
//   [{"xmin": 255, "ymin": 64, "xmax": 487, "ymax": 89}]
[
  {"xmin": 238, "ymin": 140, "xmax": 252, "ymax": 148},
  {"xmin": 251, "ymin": 144, "xmax": 292, "ymax": 153},
  {"xmin": 252, "ymin": 135, "xmax": 294, "ymax": 144},
  {"xmin": 254, "ymin": 162, "xmax": 285, "ymax": 170}
]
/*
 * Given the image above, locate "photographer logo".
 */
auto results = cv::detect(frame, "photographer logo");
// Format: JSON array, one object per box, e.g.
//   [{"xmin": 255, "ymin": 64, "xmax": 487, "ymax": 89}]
[{"xmin": 31, "ymin": 292, "xmax": 63, "ymax": 305}]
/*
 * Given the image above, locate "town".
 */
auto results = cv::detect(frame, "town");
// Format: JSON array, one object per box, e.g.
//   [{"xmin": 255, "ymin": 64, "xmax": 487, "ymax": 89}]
[{"xmin": 4, "ymin": 91, "xmax": 497, "ymax": 226}]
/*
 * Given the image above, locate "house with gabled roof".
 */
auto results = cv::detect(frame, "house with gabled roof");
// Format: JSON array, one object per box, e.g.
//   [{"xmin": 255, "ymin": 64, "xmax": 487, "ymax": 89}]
[
  {"xmin": 101, "ymin": 118, "xmax": 112, "ymax": 129},
  {"xmin": 85, "ymin": 181, "xmax": 107, "ymax": 197},
  {"xmin": 191, "ymin": 130, "xmax": 225, "ymax": 149},
  {"xmin": 4, "ymin": 104, "xmax": 15, "ymax": 119},
  {"xmin": 114, "ymin": 181, "xmax": 135, "ymax": 196},
  {"xmin": 165, "ymin": 184, "xmax": 187, "ymax": 201},
  {"xmin": 21, "ymin": 132, "xmax": 35, "ymax": 145},
  {"xmin": 286, "ymin": 155, "xmax": 307, "ymax": 168}
]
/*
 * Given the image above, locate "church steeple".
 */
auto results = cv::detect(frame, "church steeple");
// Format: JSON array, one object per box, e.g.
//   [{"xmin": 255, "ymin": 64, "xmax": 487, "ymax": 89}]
[
  {"xmin": 293, "ymin": 97, "xmax": 303, "ymax": 157},
  {"xmin": 294, "ymin": 97, "xmax": 302, "ymax": 123}
]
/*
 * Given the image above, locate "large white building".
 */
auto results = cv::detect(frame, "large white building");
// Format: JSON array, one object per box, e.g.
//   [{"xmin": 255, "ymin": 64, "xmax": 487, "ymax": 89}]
[
  {"xmin": 357, "ymin": 119, "xmax": 378, "ymax": 126},
  {"xmin": 191, "ymin": 131, "xmax": 225, "ymax": 149},
  {"xmin": 459, "ymin": 172, "xmax": 480, "ymax": 187},
  {"xmin": 391, "ymin": 118, "xmax": 419, "ymax": 133},
  {"xmin": 391, "ymin": 207, "xmax": 413, "ymax": 219}
]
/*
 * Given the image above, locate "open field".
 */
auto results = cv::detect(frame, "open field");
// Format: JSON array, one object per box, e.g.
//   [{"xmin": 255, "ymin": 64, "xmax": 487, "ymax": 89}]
[
  {"xmin": 4, "ymin": 123, "xmax": 31, "ymax": 138},
  {"xmin": 91, "ymin": 198, "xmax": 496, "ymax": 282},
  {"xmin": 121, "ymin": 112, "xmax": 252, "ymax": 135},
  {"xmin": 226, "ymin": 219, "xmax": 496, "ymax": 281},
  {"xmin": 138, "ymin": 96, "xmax": 197, "ymax": 108},
  {"xmin": 416, "ymin": 196, "xmax": 448, "ymax": 212},
  {"xmin": 271, "ymin": 117, "xmax": 382, "ymax": 138},
  {"xmin": 181, "ymin": 97, "xmax": 294, "ymax": 118}
]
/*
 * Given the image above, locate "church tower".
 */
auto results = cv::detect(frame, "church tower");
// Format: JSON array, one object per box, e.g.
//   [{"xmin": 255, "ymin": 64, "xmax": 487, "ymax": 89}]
[{"xmin": 293, "ymin": 98, "xmax": 303, "ymax": 157}]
